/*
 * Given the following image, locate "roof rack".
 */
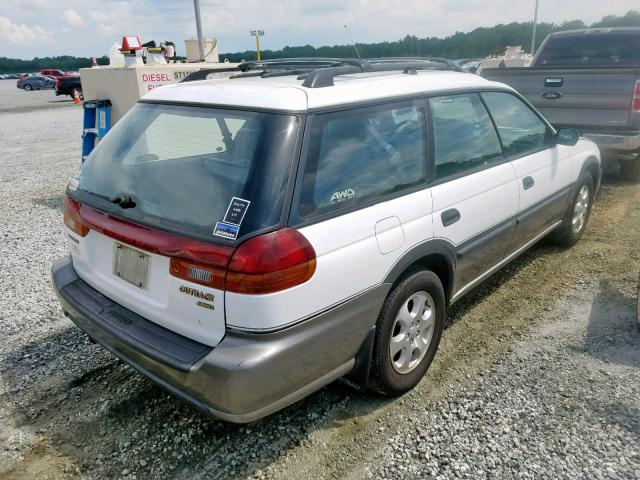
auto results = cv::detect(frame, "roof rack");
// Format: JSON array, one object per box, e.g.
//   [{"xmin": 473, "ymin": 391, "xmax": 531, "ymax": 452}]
[{"xmin": 180, "ymin": 57, "xmax": 465, "ymax": 88}]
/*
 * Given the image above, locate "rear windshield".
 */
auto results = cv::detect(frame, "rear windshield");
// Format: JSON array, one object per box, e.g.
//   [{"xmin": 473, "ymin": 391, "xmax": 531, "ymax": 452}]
[
  {"xmin": 536, "ymin": 33, "xmax": 640, "ymax": 67},
  {"xmin": 77, "ymin": 103, "xmax": 299, "ymax": 241}
]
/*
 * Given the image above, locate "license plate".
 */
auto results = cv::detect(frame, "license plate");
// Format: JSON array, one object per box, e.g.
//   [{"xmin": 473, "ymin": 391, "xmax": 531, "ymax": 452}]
[{"xmin": 113, "ymin": 241, "xmax": 150, "ymax": 289}]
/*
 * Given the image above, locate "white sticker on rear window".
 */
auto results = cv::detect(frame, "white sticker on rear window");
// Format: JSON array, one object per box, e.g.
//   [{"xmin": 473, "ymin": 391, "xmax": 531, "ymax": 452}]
[{"xmin": 223, "ymin": 197, "xmax": 251, "ymax": 226}]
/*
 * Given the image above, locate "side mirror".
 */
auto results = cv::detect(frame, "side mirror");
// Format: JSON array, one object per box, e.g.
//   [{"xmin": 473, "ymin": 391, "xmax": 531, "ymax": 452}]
[{"xmin": 556, "ymin": 128, "xmax": 579, "ymax": 146}]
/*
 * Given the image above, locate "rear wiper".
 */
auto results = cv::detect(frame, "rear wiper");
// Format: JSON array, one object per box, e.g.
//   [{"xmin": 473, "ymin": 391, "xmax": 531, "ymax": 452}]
[
  {"xmin": 109, "ymin": 194, "xmax": 136, "ymax": 209},
  {"xmin": 78, "ymin": 188, "xmax": 136, "ymax": 209}
]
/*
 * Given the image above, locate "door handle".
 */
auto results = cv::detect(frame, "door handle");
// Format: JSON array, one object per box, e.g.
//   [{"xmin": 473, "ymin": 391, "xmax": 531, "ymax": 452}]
[
  {"xmin": 523, "ymin": 176, "xmax": 535, "ymax": 190},
  {"xmin": 441, "ymin": 208, "xmax": 461, "ymax": 227}
]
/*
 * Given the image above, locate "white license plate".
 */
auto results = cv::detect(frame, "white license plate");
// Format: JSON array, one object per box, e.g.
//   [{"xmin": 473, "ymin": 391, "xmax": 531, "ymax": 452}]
[{"xmin": 113, "ymin": 241, "xmax": 151, "ymax": 289}]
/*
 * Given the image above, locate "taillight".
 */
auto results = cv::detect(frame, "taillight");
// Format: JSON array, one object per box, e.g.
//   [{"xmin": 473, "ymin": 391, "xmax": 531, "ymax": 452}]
[
  {"xmin": 169, "ymin": 258, "xmax": 226, "ymax": 289},
  {"xmin": 56, "ymin": 79, "xmax": 60, "ymax": 89},
  {"xmin": 226, "ymin": 228, "xmax": 316, "ymax": 294},
  {"xmin": 633, "ymin": 80, "xmax": 640, "ymax": 112},
  {"xmin": 64, "ymin": 196, "xmax": 90, "ymax": 237},
  {"xmin": 63, "ymin": 196, "xmax": 315, "ymax": 294}
]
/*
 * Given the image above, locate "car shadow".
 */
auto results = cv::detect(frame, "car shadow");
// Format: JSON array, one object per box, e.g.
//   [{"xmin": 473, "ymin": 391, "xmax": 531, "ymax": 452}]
[
  {"xmin": 583, "ymin": 279, "xmax": 640, "ymax": 369},
  {"xmin": 0, "ymin": 321, "xmax": 393, "ymax": 478}
]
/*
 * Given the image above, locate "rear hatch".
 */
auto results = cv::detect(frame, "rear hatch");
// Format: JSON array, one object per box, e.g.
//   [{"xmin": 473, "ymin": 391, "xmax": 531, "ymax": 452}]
[
  {"xmin": 482, "ymin": 29, "xmax": 640, "ymax": 131},
  {"xmin": 66, "ymin": 102, "xmax": 299, "ymax": 347},
  {"xmin": 484, "ymin": 67, "xmax": 638, "ymax": 130}
]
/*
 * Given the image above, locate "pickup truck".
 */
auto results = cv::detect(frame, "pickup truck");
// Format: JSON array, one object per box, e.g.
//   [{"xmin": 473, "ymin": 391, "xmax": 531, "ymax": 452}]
[
  {"xmin": 55, "ymin": 75, "xmax": 82, "ymax": 99},
  {"xmin": 482, "ymin": 28, "xmax": 640, "ymax": 180}
]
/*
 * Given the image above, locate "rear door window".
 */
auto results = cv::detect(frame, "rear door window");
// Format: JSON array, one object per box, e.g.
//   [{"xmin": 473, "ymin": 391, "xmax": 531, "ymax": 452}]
[
  {"xmin": 536, "ymin": 33, "xmax": 640, "ymax": 67},
  {"xmin": 429, "ymin": 93, "xmax": 503, "ymax": 179},
  {"xmin": 292, "ymin": 100, "xmax": 427, "ymax": 222},
  {"xmin": 482, "ymin": 92, "xmax": 550, "ymax": 157}
]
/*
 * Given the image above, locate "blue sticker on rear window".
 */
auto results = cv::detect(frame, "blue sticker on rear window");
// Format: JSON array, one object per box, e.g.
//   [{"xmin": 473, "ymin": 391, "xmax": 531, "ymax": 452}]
[{"xmin": 213, "ymin": 222, "xmax": 239, "ymax": 240}]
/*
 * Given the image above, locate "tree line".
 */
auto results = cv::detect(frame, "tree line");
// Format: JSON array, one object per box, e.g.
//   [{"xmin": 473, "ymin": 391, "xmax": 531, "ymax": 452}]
[{"xmin": 1, "ymin": 10, "xmax": 638, "ymax": 73}]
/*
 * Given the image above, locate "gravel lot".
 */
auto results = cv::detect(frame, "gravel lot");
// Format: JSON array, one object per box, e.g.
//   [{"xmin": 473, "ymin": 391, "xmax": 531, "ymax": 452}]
[{"xmin": 0, "ymin": 85, "xmax": 639, "ymax": 480}]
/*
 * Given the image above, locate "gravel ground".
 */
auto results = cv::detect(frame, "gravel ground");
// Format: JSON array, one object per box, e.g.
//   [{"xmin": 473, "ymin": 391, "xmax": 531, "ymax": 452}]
[{"xmin": 0, "ymin": 88, "xmax": 639, "ymax": 480}]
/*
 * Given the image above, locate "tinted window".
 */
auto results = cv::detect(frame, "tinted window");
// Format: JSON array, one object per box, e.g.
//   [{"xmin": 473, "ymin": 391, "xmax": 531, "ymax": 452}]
[
  {"xmin": 536, "ymin": 33, "xmax": 640, "ymax": 67},
  {"xmin": 429, "ymin": 93, "xmax": 502, "ymax": 179},
  {"xmin": 482, "ymin": 92, "xmax": 549, "ymax": 157},
  {"xmin": 294, "ymin": 101, "xmax": 427, "ymax": 220},
  {"xmin": 79, "ymin": 103, "xmax": 298, "ymax": 241}
]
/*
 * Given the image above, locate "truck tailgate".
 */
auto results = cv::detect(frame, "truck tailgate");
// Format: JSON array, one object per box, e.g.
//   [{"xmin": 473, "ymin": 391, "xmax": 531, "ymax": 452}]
[{"xmin": 482, "ymin": 67, "xmax": 638, "ymax": 129}]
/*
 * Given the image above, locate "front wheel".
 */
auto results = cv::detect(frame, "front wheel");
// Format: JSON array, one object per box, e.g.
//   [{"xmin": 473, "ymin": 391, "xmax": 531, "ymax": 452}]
[
  {"xmin": 368, "ymin": 270, "xmax": 445, "ymax": 396},
  {"xmin": 23, "ymin": 84, "xmax": 32, "ymax": 91},
  {"xmin": 552, "ymin": 174, "xmax": 594, "ymax": 247}
]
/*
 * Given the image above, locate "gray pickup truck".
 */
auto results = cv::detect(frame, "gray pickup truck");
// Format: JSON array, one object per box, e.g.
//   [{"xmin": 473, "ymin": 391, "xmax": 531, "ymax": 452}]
[{"xmin": 482, "ymin": 28, "xmax": 640, "ymax": 181}]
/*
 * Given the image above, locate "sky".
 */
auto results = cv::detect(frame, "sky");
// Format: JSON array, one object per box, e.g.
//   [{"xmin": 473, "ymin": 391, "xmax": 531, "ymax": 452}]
[{"xmin": 0, "ymin": 0, "xmax": 637, "ymax": 59}]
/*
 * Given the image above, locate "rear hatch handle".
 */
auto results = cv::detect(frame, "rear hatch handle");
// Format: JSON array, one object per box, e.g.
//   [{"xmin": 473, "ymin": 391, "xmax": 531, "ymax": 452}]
[{"xmin": 544, "ymin": 77, "xmax": 563, "ymax": 87}]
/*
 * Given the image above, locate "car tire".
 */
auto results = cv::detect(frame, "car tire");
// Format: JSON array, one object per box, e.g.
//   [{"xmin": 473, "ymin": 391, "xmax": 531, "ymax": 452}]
[
  {"xmin": 552, "ymin": 174, "xmax": 594, "ymax": 248},
  {"xmin": 23, "ymin": 84, "xmax": 32, "ymax": 91},
  {"xmin": 368, "ymin": 269, "xmax": 445, "ymax": 396},
  {"xmin": 620, "ymin": 159, "xmax": 640, "ymax": 183}
]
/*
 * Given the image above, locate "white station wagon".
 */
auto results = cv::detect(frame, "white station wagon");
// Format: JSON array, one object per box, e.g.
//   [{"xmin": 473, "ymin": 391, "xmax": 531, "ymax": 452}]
[{"xmin": 52, "ymin": 58, "xmax": 601, "ymax": 422}]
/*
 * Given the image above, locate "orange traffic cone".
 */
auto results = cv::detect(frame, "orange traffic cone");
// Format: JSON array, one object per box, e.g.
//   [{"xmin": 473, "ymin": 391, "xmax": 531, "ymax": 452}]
[{"xmin": 73, "ymin": 89, "xmax": 81, "ymax": 105}]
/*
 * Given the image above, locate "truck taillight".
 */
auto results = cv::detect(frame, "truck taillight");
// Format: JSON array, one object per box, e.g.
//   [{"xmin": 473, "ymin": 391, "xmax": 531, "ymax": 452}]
[
  {"xmin": 64, "ymin": 196, "xmax": 90, "ymax": 237},
  {"xmin": 226, "ymin": 228, "xmax": 316, "ymax": 294},
  {"xmin": 56, "ymin": 79, "xmax": 61, "ymax": 89},
  {"xmin": 633, "ymin": 80, "xmax": 640, "ymax": 112}
]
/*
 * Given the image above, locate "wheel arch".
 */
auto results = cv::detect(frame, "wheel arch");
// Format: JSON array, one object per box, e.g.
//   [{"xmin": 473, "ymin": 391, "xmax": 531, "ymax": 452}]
[
  {"xmin": 384, "ymin": 240, "xmax": 456, "ymax": 305},
  {"xmin": 579, "ymin": 155, "xmax": 602, "ymax": 193}
]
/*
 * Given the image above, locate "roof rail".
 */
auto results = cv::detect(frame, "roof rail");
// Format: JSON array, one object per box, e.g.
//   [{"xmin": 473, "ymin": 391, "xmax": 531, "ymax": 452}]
[
  {"xmin": 300, "ymin": 58, "xmax": 465, "ymax": 88},
  {"xmin": 179, "ymin": 66, "xmax": 244, "ymax": 83},
  {"xmin": 180, "ymin": 57, "xmax": 465, "ymax": 87}
]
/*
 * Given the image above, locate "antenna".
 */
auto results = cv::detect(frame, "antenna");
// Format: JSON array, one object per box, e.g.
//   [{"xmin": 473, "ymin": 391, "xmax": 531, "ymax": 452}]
[{"xmin": 344, "ymin": 25, "xmax": 361, "ymax": 59}]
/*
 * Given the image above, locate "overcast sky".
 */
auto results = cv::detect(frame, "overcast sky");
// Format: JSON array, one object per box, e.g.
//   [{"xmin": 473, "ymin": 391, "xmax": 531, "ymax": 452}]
[{"xmin": 1, "ymin": 0, "xmax": 637, "ymax": 59}]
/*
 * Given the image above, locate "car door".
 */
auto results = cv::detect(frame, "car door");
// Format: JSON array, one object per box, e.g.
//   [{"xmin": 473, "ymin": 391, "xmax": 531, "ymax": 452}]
[
  {"xmin": 481, "ymin": 91, "xmax": 573, "ymax": 249},
  {"xmin": 242, "ymin": 99, "xmax": 434, "ymax": 331},
  {"xmin": 428, "ymin": 93, "xmax": 519, "ymax": 298}
]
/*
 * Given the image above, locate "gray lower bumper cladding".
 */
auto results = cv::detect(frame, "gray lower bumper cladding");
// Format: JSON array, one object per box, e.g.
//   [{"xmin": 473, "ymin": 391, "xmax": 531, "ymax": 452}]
[{"xmin": 51, "ymin": 256, "xmax": 387, "ymax": 423}]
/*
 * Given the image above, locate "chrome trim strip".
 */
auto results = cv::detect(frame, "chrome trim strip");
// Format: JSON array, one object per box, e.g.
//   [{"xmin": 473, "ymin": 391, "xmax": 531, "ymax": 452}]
[{"xmin": 451, "ymin": 220, "xmax": 562, "ymax": 303}]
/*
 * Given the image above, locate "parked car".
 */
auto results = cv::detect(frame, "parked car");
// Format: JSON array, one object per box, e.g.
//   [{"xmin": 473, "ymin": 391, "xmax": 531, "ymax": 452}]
[
  {"xmin": 17, "ymin": 75, "xmax": 55, "ymax": 90},
  {"xmin": 55, "ymin": 75, "xmax": 82, "ymax": 99},
  {"xmin": 51, "ymin": 58, "xmax": 601, "ymax": 423},
  {"xmin": 40, "ymin": 69, "xmax": 69, "ymax": 77},
  {"xmin": 482, "ymin": 27, "xmax": 640, "ymax": 180}
]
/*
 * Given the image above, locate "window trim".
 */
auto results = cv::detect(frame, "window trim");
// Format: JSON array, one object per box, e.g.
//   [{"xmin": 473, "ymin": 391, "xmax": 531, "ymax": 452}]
[{"xmin": 288, "ymin": 98, "xmax": 430, "ymax": 228}]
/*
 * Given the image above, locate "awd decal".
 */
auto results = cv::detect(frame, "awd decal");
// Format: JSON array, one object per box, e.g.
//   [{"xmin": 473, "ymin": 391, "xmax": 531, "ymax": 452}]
[{"xmin": 330, "ymin": 188, "xmax": 356, "ymax": 204}]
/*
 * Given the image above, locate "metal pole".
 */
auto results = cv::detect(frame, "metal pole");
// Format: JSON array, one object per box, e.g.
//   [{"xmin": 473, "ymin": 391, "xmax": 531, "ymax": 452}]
[
  {"xmin": 530, "ymin": 0, "xmax": 539, "ymax": 55},
  {"xmin": 256, "ymin": 35, "xmax": 261, "ymax": 62},
  {"xmin": 193, "ymin": 0, "xmax": 206, "ymax": 61}
]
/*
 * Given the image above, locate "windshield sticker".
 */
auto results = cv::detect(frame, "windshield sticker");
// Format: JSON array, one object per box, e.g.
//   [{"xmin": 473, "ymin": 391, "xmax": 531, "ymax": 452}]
[
  {"xmin": 223, "ymin": 197, "xmax": 251, "ymax": 226},
  {"xmin": 213, "ymin": 222, "xmax": 239, "ymax": 240},
  {"xmin": 68, "ymin": 177, "xmax": 79, "ymax": 191}
]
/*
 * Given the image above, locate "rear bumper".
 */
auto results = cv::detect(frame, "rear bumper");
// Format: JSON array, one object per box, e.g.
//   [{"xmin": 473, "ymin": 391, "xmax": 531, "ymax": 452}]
[
  {"xmin": 580, "ymin": 131, "xmax": 640, "ymax": 154},
  {"xmin": 51, "ymin": 256, "xmax": 386, "ymax": 423}
]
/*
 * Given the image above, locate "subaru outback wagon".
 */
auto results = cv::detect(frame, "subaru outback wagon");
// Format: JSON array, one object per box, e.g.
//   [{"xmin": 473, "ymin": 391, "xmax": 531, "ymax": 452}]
[{"xmin": 52, "ymin": 58, "xmax": 601, "ymax": 423}]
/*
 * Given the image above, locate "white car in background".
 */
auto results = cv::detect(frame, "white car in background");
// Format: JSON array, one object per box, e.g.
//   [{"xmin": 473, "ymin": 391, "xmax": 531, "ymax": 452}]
[{"xmin": 52, "ymin": 58, "xmax": 601, "ymax": 422}]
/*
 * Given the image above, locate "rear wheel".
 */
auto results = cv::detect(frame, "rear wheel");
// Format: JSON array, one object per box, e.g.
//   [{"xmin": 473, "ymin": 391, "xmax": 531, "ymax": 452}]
[
  {"xmin": 368, "ymin": 270, "xmax": 445, "ymax": 396},
  {"xmin": 552, "ymin": 174, "xmax": 594, "ymax": 247},
  {"xmin": 620, "ymin": 159, "xmax": 640, "ymax": 183},
  {"xmin": 23, "ymin": 84, "xmax": 32, "ymax": 91}
]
